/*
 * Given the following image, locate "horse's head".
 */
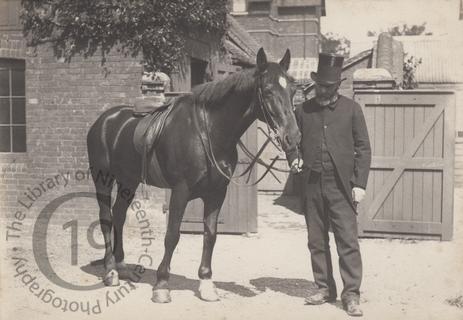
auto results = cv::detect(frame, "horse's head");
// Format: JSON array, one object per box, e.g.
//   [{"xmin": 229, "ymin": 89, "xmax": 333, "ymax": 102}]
[
  {"xmin": 254, "ymin": 49, "xmax": 301, "ymax": 153},
  {"xmin": 254, "ymin": 48, "xmax": 301, "ymax": 154}
]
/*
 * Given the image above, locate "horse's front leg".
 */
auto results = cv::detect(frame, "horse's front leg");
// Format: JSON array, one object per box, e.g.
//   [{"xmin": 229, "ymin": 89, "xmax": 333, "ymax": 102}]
[
  {"xmin": 152, "ymin": 183, "xmax": 190, "ymax": 303},
  {"xmin": 198, "ymin": 188, "xmax": 227, "ymax": 302}
]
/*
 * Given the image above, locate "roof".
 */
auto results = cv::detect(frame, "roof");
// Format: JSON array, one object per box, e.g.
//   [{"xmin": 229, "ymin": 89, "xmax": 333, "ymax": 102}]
[
  {"xmin": 351, "ymin": 35, "xmax": 463, "ymax": 84},
  {"xmin": 397, "ymin": 36, "xmax": 463, "ymax": 83},
  {"xmin": 343, "ymin": 49, "xmax": 373, "ymax": 69}
]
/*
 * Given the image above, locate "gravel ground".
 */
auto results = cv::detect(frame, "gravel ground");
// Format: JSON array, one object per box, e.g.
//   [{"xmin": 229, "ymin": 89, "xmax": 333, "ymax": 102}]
[{"xmin": 1, "ymin": 189, "xmax": 462, "ymax": 320}]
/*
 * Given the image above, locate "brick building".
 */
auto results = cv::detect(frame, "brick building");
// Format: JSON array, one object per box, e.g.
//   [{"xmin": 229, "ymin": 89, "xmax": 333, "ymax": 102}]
[
  {"xmin": 0, "ymin": 1, "xmax": 259, "ymax": 226},
  {"xmin": 230, "ymin": 0, "xmax": 327, "ymax": 193},
  {"xmin": 0, "ymin": 3, "xmax": 145, "ymax": 226},
  {"xmin": 230, "ymin": 0, "xmax": 325, "ymax": 60}
]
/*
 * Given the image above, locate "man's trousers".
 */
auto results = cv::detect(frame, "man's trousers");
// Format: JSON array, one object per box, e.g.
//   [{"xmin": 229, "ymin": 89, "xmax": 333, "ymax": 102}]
[{"xmin": 303, "ymin": 167, "xmax": 362, "ymax": 301}]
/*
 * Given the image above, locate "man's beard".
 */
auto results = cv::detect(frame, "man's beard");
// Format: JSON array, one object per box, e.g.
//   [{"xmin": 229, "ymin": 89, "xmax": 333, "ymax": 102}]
[{"xmin": 316, "ymin": 93, "xmax": 339, "ymax": 106}]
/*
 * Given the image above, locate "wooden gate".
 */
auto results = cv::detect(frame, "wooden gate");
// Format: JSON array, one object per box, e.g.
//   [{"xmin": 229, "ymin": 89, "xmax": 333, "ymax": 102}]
[
  {"xmin": 355, "ymin": 90, "xmax": 455, "ymax": 240},
  {"xmin": 165, "ymin": 122, "xmax": 258, "ymax": 234}
]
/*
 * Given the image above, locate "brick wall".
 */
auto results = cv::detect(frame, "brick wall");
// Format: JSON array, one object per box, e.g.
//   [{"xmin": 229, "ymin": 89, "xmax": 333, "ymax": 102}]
[
  {"xmin": 233, "ymin": 15, "xmax": 320, "ymax": 59},
  {"xmin": 236, "ymin": 16, "xmax": 319, "ymax": 34},
  {"xmin": 1, "ymin": 33, "xmax": 166, "ymax": 227}
]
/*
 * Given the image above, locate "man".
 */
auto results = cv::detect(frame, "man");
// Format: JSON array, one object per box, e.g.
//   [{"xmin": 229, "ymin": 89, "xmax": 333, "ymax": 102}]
[{"xmin": 287, "ymin": 53, "xmax": 371, "ymax": 317}]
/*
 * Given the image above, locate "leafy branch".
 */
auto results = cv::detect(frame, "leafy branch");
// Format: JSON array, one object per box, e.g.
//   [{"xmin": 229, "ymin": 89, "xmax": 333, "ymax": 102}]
[
  {"xmin": 401, "ymin": 54, "xmax": 422, "ymax": 89},
  {"xmin": 20, "ymin": 0, "xmax": 228, "ymax": 73}
]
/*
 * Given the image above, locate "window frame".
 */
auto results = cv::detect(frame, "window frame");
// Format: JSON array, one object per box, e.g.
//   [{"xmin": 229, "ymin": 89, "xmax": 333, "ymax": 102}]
[
  {"xmin": 0, "ymin": 58, "xmax": 26, "ymax": 153},
  {"xmin": 247, "ymin": 0, "xmax": 272, "ymax": 15},
  {"xmin": 277, "ymin": 5, "xmax": 316, "ymax": 17}
]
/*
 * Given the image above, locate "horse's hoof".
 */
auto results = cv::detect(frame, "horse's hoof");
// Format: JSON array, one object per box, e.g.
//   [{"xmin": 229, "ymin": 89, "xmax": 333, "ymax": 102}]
[
  {"xmin": 199, "ymin": 279, "xmax": 220, "ymax": 302},
  {"xmin": 103, "ymin": 269, "xmax": 120, "ymax": 286},
  {"xmin": 152, "ymin": 289, "xmax": 172, "ymax": 303}
]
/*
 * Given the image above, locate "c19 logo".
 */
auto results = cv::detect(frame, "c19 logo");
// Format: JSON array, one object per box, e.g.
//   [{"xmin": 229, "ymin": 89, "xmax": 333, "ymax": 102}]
[{"xmin": 33, "ymin": 192, "xmax": 109, "ymax": 291}]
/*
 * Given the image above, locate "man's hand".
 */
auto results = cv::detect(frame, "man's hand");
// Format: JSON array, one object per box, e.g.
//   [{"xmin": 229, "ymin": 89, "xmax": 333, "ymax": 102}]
[
  {"xmin": 290, "ymin": 158, "xmax": 304, "ymax": 174},
  {"xmin": 352, "ymin": 187, "xmax": 366, "ymax": 203}
]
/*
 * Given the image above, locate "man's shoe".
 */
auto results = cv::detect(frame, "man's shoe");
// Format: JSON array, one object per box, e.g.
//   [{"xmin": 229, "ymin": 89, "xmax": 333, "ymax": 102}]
[
  {"xmin": 305, "ymin": 291, "xmax": 336, "ymax": 305},
  {"xmin": 343, "ymin": 298, "xmax": 363, "ymax": 317}
]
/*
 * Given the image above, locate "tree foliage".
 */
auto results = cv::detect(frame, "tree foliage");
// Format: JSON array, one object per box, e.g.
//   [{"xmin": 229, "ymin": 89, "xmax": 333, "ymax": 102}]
[
  {"xmin": 320, "ymin": 32, "xmax": 351, "ymax": 57},
  {"xmin": 367, "ymin": 23, "xmax": 432, "ymax": 37},
  {"xmin": 401, "ymin": 54, "xmax": 422, "ymax": 89},
  {"xmin": 20, "ymin": 0, "xmax": 228, "ymax": 73}
]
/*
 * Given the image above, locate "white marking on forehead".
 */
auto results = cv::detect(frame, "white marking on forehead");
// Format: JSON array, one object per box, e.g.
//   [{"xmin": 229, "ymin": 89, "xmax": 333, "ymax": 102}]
[{"xmin": 278, "ymin": 76, "xmax": 287, "ymax": 88}]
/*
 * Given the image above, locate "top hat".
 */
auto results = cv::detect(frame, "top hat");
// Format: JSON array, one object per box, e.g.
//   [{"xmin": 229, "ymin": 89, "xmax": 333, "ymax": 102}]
[{"xmin": 311, "ymin": 53, "xmax": 346, "ymax": 85}]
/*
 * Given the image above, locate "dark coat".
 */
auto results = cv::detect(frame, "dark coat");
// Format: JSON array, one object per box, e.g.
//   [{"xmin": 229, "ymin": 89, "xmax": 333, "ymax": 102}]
[{"xmin": 287, "ymin": 95, "xmax": 371, "ymax": 209}]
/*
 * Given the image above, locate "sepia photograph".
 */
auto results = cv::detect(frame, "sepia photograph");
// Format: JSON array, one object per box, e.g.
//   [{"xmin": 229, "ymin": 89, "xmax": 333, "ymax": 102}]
[{"xmin": 1, "ymin": 0, "xmax": 462, "ymax": 319}]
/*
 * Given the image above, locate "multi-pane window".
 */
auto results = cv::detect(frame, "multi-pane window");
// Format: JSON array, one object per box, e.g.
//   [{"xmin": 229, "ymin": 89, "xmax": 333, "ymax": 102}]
[
  {"xmin": 0, "ymin": 0, "xmax": 21, "ymax": 30},
  {"xmin": 0, "ymin": 59, "xmax": 26, "ymax": 152},
  {"xmin": 278, "ymin": 6, "xmax": 316, "ymax": 17},
  {"xmin": 248, "ymin": 1, "xmax": 271, "ymax": 15}
]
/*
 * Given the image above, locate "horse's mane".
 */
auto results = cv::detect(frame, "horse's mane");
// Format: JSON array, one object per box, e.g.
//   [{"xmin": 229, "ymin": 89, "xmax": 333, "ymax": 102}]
[{"xmin": 191, "ymin": 68, "xmax": 257, "ymax": 107}]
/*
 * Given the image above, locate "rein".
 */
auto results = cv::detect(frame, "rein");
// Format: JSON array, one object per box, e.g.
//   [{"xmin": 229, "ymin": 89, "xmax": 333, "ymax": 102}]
[{"xmin": 195, "ymin": 74, "xmax": 292, "ymax": 186}]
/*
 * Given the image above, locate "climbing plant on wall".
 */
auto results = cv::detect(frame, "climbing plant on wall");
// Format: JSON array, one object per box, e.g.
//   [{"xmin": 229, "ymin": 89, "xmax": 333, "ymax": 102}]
[{"xmin": 21, "ymin": 0, "xmax": 228, "ymax": 73}]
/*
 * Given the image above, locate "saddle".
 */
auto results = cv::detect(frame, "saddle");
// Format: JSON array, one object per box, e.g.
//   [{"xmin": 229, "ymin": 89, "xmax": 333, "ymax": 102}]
[
  {"xmin": 133, "ymin": 97, "xmax": 176, "ymax": 188},
  {"xmin": 133, "ymin": 95, "xmax": 167, "ymax": 117}
]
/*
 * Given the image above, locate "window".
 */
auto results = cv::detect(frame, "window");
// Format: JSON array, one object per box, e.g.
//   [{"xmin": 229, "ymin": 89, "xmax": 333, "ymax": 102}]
[
  {"xmin": 0, "ymin": 0, "xmax": 21, "ymax": 30},
  {"xmin": 0, "ymin": 59, "xmax": 26, "ymax": 152},
  {"xmin": 277, "ymin": 6, "xmax": 316, "ymax": 16},
  {"xmin": 248, "ymin": 1, "xmax": 271, "ymax": 15},
  {"xmin": 232, "ymin": 0, "xmax": 247, "ymax": 12}
]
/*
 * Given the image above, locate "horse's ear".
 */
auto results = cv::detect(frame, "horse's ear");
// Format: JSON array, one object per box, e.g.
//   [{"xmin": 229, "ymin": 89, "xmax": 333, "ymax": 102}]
[
  {"xmin": 256, "ymin": 48, "xmax": 268, "ymax": 73},
  {"xmin": 279, "ymin": 49, "xmax": 291, "ymax": 72}
]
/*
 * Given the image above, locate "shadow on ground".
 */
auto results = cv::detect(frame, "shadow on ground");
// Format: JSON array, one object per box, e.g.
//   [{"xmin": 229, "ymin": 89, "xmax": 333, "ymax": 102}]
[
  {"xmin": 250, "ymin": 277, "xmax": 345, "ymax": 311},
  {"xmin": 81, "ymin": 261, "xmax": 322, "ymax": 301},
  {"xmin": 250, "ymin": 277, "xmax": 315, "ymax": 298},
  {"xmin": 81, "ymin": 260, "xmax": 257, "ymax": 298},
  {"xmin": 273, "ymin": 195, "xmax": 303, "ymax": 215}
]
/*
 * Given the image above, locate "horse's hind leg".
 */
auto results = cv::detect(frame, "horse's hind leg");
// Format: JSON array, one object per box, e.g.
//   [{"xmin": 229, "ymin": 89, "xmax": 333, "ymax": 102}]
[
  {"xmin": 198, "ymin": 188, "xmax": 226, "ymax": 302},
  {"xmin": 152, "ymin": 183, "xmax": 190, "ymax": 303},
  {"xmin": 112, "ymin": 180, "xmax": 139, "ymax": 282},
  {"xmin": 92, "ymin": 170, "xmax": 118, "ymax": 286}
]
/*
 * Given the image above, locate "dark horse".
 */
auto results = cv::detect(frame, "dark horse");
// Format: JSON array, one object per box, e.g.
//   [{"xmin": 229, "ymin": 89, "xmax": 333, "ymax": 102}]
[{"xmin": 86, "ymin": 48, "xmax": 301, "ymax": 303}]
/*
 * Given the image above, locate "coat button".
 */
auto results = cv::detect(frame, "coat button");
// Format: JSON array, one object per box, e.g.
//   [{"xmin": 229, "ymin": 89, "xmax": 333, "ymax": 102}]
[{"xmin": 324, "ymin": 125, "xmax": 327, "ymax": 129}]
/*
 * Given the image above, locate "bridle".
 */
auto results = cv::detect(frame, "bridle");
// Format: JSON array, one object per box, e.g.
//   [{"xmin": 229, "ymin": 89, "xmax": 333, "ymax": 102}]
[
  {"xmin": 195, "ymin": 72, "xmax": 294, "ymax": 186},
  {"xmin": 255, "ymin": 73, "xmax": 281, "ymax": 145}
]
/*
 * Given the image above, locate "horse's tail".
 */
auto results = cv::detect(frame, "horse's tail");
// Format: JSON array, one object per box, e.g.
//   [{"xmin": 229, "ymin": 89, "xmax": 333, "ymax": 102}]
[
  {"xmin": 86, "ymin": 106, "xmax": 133, "ymax": 283},
  {"xmin": 87, "ymin": 106, "xmax": 131, "ymax": 177}
]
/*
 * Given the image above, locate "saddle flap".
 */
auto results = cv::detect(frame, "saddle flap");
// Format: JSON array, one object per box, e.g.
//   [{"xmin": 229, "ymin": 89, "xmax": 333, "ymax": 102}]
[
  {"xmin": 133, "ymin": 99, "xmax": 176, "ymax": 188},
  {"xmin": 133, "ymin": 104, "xmax": 170, "ymax": 154}
]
